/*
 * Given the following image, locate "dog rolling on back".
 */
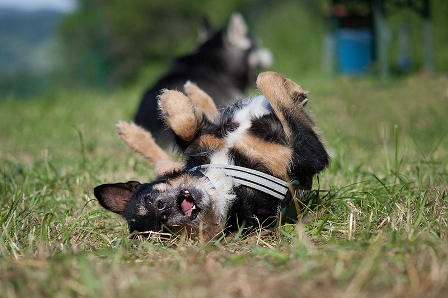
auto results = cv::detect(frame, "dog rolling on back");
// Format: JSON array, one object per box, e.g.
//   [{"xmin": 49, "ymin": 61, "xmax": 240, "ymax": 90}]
[
  {"xmin": 95, "ymin": 72, "xmax": 329, "ymax": 241},
  {"xmin": 133, "ymin": 13, "xmax": 272, "ymax": 146}
]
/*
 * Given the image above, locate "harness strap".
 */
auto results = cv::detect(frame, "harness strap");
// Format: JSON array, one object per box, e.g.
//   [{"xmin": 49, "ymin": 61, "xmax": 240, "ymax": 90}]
[
  {"xmin": 190, "ymin": 164, "xmax": 312, "ymax": 200},
  {"xmin": 190, "ymin": 164, "xmax": 289, "ymax": 201},
  {"xmin": 189, "ymin": 164, "xmax": 313, "ymax": 224}
]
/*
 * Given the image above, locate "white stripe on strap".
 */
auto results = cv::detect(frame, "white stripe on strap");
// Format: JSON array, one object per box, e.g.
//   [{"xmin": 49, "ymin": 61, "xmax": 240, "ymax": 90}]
[{"xmin": 193, "ymin": 164, "xmax": 290, "ymax": 201}]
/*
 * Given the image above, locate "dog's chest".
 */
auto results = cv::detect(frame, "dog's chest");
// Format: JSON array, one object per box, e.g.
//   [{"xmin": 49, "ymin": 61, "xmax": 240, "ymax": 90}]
[{"xmin": 210, "ymin": 96, "xmax": 271, "ymax": 165}]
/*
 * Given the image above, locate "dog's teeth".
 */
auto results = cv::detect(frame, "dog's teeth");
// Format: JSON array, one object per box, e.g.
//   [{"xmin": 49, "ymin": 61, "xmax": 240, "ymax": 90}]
[{"xmin": 192, "ymin": 205, "xmax": 196, "ymax": 210}]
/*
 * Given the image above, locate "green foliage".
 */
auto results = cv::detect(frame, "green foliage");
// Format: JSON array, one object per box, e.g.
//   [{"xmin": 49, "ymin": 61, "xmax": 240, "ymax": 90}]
[
  {"xmin": 3, "ymin": 0, "xmax": 448, "ymax": 96},
  {"xmin": 54, "ymin": 0, "xmax": 448, "ymax": 90},
  {"xmin": 250, "ymin": 1, "xmax": 325, "ymax": 77},
  {"xmin": 0, "ymin": 10, "xmax": 65, "ymax": 97},
  {"xmin": 57, "ymin": 0, "xmax": 257, "ymax": 87}
]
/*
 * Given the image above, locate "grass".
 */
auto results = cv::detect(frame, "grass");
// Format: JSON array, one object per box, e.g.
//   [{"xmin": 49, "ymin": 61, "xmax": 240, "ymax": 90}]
[
  {"xmin": 1, "ymin": 71, "xmax": 447, "ymax": 297},
  {"xmin": 2, "ymin": 0, "xmax": 448, "ymax": 285},
  {"xmin": 1, "ymin": 0, "xmax": 448, "ymax": 295}
]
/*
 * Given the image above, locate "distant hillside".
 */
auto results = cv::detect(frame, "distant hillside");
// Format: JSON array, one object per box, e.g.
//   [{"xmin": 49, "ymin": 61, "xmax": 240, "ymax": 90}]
[{"xmin": 0, "ymin": 8, "xmax": 65, "ymax": 76}]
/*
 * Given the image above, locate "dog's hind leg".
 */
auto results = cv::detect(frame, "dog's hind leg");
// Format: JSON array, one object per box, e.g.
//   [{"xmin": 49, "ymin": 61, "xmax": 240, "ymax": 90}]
[
  {"xmin": 184, "ymin": 81, "xmax": 219, "ymax": 119},
  {"xmin": 256, "ymin": 71, "xmax": 330, "ymax": 186},
  {"xmin": 115, "ymin": 121, "xmax": 183, "ymax": 176},
  {"xmin": 256, "ymin": 72, "xmax": 311, "ymax": 140},
  {"xmin": 158, "ymin": 90, "xmax": 204, "ymax": 142}
]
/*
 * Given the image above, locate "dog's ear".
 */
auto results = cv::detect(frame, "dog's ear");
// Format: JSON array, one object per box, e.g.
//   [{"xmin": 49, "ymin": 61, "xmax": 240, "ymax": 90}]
[
  {"xmin": 198, "ymin": 16, "xmax": 217, "ymax": 43},
  {"xmin": 94, "ymin": 181, "xmax": 141, "ymax": 214},
  {"xmin": 226, "ymin": 13, "xmax": 251, "ymax": 50}
]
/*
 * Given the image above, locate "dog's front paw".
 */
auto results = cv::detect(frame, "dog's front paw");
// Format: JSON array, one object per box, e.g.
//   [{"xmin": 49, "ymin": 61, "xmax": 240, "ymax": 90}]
[
  {"xmin": 115, "ymin": 121, "xmax": 157, "ymax": 158},
  {"xmin": 115, "ymin": 120, "xmax": 133, "ymax": 141},
  {"xmin": 158, "ymin": 90, "xmax": 203, "ymax": 142},
  {"xmin": 115, "ymin": 121, "xmax": 145, "ymax": 146},
  {"xmin": 115, "ymin": 121, "xmax": 178, "ymax": 172},
  {"xmin": 184, "ymin": 81, "xmax": 219, "ymax": 118}
]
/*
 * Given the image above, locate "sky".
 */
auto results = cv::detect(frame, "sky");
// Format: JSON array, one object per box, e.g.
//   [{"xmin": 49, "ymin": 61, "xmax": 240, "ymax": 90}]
[{"xmin": 0, "ymin": 0, "xmax": 77, "ymax": 12}]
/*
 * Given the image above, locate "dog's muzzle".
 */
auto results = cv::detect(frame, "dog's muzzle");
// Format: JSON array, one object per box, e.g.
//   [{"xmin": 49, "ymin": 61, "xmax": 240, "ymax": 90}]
[{"xmin": 155, "ymin": 189, "xmax": 202, "ymax": 222}]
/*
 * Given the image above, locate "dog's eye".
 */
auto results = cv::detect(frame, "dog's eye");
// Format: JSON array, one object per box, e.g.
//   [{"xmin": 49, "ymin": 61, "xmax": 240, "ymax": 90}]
[{"xmin": 144, "ymin": 197, "xmax": 152, "ymax": 205}]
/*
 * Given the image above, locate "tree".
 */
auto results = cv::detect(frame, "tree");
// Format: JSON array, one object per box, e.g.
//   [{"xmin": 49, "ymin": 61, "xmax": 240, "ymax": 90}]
[{"xmin": 57, "ymin": 0, "xmax": 256, "ymax": 88}]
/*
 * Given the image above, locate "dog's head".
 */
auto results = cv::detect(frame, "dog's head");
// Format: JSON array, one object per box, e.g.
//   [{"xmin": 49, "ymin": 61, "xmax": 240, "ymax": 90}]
[
  {"xmin": 197, "ymin": 13, "xmax": 273, "ymax": 86},
  {"xmin": 94, "ymin": 180, "xmax": 161, "ymax": 236},
  {"xmin": 144, "ymin": 170, "xmax": 229, "ymax": 238},
  {"xmin": 94, "ymin": 169, "xmax": 230, "ymax": 239}
]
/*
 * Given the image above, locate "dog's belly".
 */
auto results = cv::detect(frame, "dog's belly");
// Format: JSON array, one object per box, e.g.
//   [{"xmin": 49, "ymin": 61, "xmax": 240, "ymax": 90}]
[
  {"xmin": 203, "ymin": 94, "xmax": 292, "ymax": 185},
  {"xmin": 203, "ymin": 95, "xmax": 275, "ymax": 185},
  {"xmin": 210, "ymin": 95, "xmax": 271, "ymax": 165},
  {"xmin": 194, "ymin": 95, "xmax": 273, "ymax": 221}
]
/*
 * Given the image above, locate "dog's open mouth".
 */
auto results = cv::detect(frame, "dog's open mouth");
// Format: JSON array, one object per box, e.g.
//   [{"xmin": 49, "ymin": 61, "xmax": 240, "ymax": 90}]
[{"xmin": 177, "ymin": 190, "xmax": 201, "ymax": 220}]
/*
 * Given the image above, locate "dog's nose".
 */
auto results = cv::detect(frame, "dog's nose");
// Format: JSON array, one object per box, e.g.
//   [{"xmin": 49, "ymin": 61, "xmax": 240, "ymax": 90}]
[
  {"xmin": 156, "ymin": 200, "xmax": 166, "ymax": 211},
  {"xmin": 155, "ymin": 199, "xmax": 170, "ymax": 222}
]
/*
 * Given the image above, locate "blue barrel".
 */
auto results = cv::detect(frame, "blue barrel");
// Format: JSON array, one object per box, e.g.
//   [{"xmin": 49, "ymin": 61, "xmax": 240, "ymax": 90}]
[{"xmin": 338, "ymin": 28, "xmax": 373, "ymax": 75}]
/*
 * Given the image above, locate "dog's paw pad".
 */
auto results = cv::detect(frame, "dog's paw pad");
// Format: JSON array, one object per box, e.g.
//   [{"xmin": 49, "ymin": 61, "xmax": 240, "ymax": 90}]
[
  {"xmin": 115, "ymin": 121, "xmax": 149, "ymax": 143},
  {"xmin": 158, "ymin": 90, "xmax": 202, "ymax": 141},
  {"xmin": 158, "ymin": 90, "xmax": 191, "ymax": 115},
  {"xmin": 184, "ymin": 81, "xmax": 218, "ymax": 117},
  {"xmin": 183, "ymin": 80, "xmax": 195, "ymax": 93},
  {"xmin": 115, "ymin": 120, "xmax": 132, "ymax": 136}
]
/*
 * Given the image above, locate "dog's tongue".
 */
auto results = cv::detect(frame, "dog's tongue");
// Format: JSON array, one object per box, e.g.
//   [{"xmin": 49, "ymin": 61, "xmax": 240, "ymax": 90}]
[{"xmin": 181, "ymin": 197, "xmax": 194, "ymax": 217}]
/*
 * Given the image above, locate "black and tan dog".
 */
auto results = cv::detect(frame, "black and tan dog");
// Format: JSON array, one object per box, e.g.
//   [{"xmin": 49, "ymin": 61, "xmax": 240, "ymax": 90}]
[
  {"xmin": 94, "ymin": 72, "xmax": 329, "ymax": 241},
  {"xmin": 134, "ymin": 13, "xmax": 272, "ymax": 146}
]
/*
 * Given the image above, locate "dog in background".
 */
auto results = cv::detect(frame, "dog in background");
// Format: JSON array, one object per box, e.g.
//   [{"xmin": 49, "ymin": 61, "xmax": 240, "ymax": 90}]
[
  {"xmin": 134, "ymin": 13, "xmax": 273, "ymax": 147},
  {"xmin": 95, "ymin": 72, "xmax": 329, "ymax": 241}
]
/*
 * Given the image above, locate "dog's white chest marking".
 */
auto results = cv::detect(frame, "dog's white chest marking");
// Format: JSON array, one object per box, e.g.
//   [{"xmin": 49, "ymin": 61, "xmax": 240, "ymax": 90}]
[
  {"xmin": 205, "ymin": 96, "xmax": 271, "ymax": 214},
  {"xmin": 232, "ymin": 95, "xmax": 270, "ymax": 141},
  {"xmin": 210, "ymin": 95, "xmax": 270, "ymax": 166}
]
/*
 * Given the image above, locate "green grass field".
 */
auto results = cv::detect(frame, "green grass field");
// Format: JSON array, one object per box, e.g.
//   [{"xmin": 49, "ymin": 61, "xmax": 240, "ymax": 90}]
[{"xmin": 1, "ymin": 71, "xmax": 447, "ymax": 297}]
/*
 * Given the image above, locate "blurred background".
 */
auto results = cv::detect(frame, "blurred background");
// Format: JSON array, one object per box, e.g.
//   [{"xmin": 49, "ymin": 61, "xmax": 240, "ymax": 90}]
[{"xmin": 0, "ymin": 0, "xmax": 447, "ymax": 98}]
